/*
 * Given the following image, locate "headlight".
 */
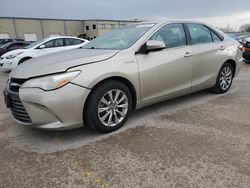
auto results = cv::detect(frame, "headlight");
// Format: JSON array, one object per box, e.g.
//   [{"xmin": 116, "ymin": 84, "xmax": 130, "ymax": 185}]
[
  {"xmin": 22, "ymin": 71, "xmax": 81, "ymax": 91},
  {"xmin": 4, "ymin": 62, "xmax": 12, "ymax": 66},
  {"xmin": 6, "ymin": 52, "xmax": 24, "ymax": 59}
]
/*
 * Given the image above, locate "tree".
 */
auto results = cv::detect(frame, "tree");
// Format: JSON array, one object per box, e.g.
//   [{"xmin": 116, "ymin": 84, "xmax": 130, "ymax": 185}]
[
  {"xmin": 240, "ymin": 24, "xmax": 250, "ymax": 32},
  {"xmin": 219, "ymin": 24, "xmax": 234, "ymax": 33}
]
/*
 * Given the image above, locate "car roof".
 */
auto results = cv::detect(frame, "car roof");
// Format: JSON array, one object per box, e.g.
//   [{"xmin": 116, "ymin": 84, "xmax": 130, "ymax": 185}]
[
  {"xmin": 6, "ymin": 41, "xmax": 30, "ymax": 44},
  {"xmin": 0, "ymin": 41, "xmax": 27, "ymax": 48},
  {"xmin": 44, "ymin": 36, "xmax": 86, "ymax": 40},
  {"xmin": 131, "ymin": 19, "xmax": 209, "ymax": 26}
]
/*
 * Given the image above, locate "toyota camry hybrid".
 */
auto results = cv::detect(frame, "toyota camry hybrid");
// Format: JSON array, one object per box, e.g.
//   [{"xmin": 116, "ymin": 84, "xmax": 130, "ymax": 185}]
[{"xmin": 4, "ymin": 20, "xmax": 243, "ymax": 133}]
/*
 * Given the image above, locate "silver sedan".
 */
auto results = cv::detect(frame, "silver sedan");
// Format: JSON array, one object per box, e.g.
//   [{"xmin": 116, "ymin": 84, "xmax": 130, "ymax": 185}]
[{"xmin": 4, "ymin": 20, "xmax": 243, "ymax": 132}]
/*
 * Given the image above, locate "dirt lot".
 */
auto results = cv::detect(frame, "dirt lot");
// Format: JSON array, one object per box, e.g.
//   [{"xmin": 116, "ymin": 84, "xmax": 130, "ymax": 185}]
[{"xmin": 0, "ymin": 64, "xmax": 250, "ymax": 188}]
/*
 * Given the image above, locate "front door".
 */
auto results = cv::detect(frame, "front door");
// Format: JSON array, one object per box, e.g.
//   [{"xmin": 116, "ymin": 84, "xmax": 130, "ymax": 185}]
[{"xmin": 136, "ymin": 23, "xmax": 193, "ymax": 105}]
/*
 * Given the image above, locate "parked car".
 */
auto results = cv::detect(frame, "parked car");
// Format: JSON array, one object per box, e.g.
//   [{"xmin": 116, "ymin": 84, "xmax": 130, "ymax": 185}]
[
  {"xmin": 242, "ymin": 37, "xmax": 250, "ymax": 63},
  {"xmin": 227, "ymin": 33, "xmax": 240, "ymax": 41},
  {"xmin": 0, "ymin": 38, "xmax": 25, "ymax": 46},
  {"xmin": 0, "ymin": 36, "xmax": 89, "ymax": 71},
  {"xmin": 0, "ymin": 41, "xmax": 32, "ymax": 56},
  {"xmin": 238, "ymin": 33, "xmax": 250, "ymax": 44},
  {"xmin": 4, "ymin": 20, "xmax": 242, "ymax": 132}
]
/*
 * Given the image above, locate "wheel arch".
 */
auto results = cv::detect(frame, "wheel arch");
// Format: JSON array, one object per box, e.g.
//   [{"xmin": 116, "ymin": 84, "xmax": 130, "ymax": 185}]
[
  {"xmin": 224, "ymin": 59, "xmax": 236, "ymax": 77},
  {"xmin": 84, "ymin": 76, "xmax": 138, "ymax": 112},
  {"xmin": 18, "ymin": 56, "xmax": 32, "ymax": 65}
]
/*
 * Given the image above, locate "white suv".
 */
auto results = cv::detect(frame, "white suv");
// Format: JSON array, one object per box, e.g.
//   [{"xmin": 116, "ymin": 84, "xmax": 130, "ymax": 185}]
[{"xmin": 0, "ymin": 36, "xmax": 88, "ymax": 72}]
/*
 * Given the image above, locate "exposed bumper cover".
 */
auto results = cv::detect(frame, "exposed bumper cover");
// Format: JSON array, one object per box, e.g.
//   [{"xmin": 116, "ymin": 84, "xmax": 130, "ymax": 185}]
[{"xmin": 5, "ymin": 83, "xmax": 91, "ymax": 130}]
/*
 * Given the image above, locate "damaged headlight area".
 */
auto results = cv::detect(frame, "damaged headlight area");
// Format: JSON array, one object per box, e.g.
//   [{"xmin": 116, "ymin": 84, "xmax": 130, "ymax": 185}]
[{"xmin": 22, "ymin": 71, "xmax": 81, "ymax": 91}]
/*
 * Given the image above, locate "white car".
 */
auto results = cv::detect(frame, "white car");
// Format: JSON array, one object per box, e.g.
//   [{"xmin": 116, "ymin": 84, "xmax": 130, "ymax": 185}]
[{"xmin": 0, "ymin": 36, "xmax": 88, "ymax": 72}]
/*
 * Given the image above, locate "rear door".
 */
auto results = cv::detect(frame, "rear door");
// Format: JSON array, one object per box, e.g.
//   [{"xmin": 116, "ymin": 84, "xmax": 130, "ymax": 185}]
[
  {"xmin": 185, "ymin": 23, "xmax": 225, "ymax": 91},
  {"xmin": 136, "ymin": 23, "xmax": 193, "ymax": 105}
]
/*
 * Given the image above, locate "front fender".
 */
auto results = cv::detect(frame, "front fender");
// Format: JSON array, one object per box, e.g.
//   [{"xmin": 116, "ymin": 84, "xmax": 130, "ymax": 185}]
[{"xmin": 69, "ymin": 58, "xmax": 141, "ymax": 105}]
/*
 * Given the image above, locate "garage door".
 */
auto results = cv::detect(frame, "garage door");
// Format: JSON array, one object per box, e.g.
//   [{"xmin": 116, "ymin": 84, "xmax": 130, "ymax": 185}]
[
  {"xmin": 0, "ymin": 33, "xmax": 10, "ymax": 39},
  {"xmin": 24, "ymin": 33, "xmax": 37, "ymax": 41}
]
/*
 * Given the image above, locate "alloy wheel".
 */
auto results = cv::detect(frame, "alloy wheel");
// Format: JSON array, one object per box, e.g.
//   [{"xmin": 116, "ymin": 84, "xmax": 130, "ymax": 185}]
[
  {"xmin": 219, "ymin": 66, "xmax": 233, "ymax": 91},
  {"xmin": 98, "ymin": 89, "xmax": 129, "ymax": 127}
]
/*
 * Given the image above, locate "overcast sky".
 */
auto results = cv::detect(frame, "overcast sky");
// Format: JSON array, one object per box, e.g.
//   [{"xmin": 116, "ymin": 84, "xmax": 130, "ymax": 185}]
[{"xmin": 0, "ymin": 0, "xmax": 250, "ymax": 29}]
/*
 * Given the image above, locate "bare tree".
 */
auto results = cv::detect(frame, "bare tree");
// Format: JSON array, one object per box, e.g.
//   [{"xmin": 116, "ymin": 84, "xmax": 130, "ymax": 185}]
[
  {"xmin": 240, "ymin": 24, "xmax": 250, "ymax": 32},
  {"xmin": 219, "ymin": 24, "xmax": 234, "ymax": 33}
]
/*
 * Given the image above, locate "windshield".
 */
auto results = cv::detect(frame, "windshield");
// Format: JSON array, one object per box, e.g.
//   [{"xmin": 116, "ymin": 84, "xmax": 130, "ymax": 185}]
[
  {"xmin": 0, "ymin": 39, "xmax": 10, "ymax": 46},
  {"xmin": 24, "ymin": 38, "xmax": 48, "ymax": 49},
  {"xmin": 0, "ymin": 43, "xmax": 10, "ymax": 48},
  {"xmin": 83, "ymin": 24, "xmax": 155, "ymax": 50}
]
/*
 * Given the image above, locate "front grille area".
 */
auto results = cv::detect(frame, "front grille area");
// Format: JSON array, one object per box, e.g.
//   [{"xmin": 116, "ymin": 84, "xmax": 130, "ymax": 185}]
[
  {"xmin": 10, "ymin": 98, "xmax": 31, "ymax": 123},
  {"xmin": 8, "ymin": 78, "xmax": 32, "ymax": 124}
]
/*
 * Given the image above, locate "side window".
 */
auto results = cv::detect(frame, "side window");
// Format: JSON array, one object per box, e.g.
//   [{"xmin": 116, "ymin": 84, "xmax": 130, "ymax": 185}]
[
  {"xmin": 7, "ymin": 43, "xmax": 19, "ymax": 50},
  {"xmin": 187, "ymin": 24, "xmax": 213, "ymax": 45},
  {"xmin": 23, "ymin": 42, "xmax": 30, "ymax": 47},
  {"xmin": 210, "ymin": 31, "xmax": 222, "ymax": 42},
  {"xmin": 7, "ymin": 43, "xmax": 22, "ymax": 50},
  {"xmin": 43, "ymin": 39, "xmax": 64, "ymax": 48},
  {"xmin": 150, "ymin": 23, "xmax": 186, "ymax": 48},
  {"xmin": 65, "ymin": 38, "xmax": 83, "ymax": 46}
]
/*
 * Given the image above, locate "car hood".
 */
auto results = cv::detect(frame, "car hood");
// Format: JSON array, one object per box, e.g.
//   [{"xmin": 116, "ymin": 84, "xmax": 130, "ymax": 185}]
[
  {"xmin": 2, "ymin": 49, "xmax": 28, "ymax": 57},
  {"xmin": 10, "ymin": 49, "xmax": 119, "ymax": 79}
]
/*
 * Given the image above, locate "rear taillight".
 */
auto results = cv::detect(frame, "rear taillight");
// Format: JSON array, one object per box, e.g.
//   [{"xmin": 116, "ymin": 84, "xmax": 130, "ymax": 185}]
[{"xmin": 238, "ymin": 44, "xmax": 243, "ymax": 51}]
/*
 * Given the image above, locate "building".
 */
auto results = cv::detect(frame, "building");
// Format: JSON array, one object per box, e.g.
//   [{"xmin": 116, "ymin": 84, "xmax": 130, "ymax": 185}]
[
  {"xmin": 0, "ymin": 17, "xmax": 141, "ymax": 41},
  {"xmin": 83, "ymin": 19, "xmax": 139, "ymax": 40}
]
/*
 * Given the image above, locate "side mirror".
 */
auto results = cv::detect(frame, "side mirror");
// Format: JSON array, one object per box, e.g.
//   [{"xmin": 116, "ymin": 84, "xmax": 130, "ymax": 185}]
[
  {"xmin": 145, "ymin": 40, "xmax": 166, "ymax": 51},
  {"xmin": 38, "ymin": 45, "xmax": 46, "ymax": 49}
]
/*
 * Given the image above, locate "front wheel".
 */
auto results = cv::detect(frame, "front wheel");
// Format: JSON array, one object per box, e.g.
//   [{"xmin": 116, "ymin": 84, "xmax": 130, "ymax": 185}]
[
  {"xmin": 84, "ymin": 80, "xmax": 132, "ymax": 133},
  {"xmin": 212, "ymin": 62, "xmax": 234, "ymax": 94}
]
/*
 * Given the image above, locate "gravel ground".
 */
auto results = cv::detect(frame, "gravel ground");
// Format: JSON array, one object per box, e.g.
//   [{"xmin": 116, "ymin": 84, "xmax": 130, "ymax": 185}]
[{"xmin": 0, "ymin": 63, "xmax": 249, "ymax": 188}]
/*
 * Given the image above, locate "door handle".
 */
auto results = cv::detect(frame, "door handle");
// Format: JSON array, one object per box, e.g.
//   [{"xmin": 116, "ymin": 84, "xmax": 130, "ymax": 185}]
[
  {"xmin": 219, "ymin": 46, "xmax": 225, "ymax": 50},
  {"xmin": 184, "ymin": 52, "xmax": 193, "ymax": 57}
]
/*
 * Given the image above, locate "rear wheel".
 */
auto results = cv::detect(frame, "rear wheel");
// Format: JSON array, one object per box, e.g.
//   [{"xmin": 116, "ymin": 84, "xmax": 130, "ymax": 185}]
[
  {"xmin": 84, "ymin": 80, "xmax": 132, "ymax": 133},
  {"xmin": 212, "ymin": 62, "xmax": 234, "ymax": 93}
]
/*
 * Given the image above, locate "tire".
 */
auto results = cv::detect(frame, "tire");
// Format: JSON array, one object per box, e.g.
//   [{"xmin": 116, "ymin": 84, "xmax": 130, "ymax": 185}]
[
  {"xmin": 18, "ymin": 57, "xmax": 32, "ymax": 65},
  {"xmin": 212, "ymin": 62, "xmax": 234, "ymax": 94},
  {"xmin": 84, "ymin": 80, "xmax": 133, "ymax": 133}
]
